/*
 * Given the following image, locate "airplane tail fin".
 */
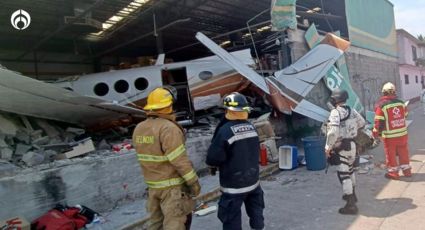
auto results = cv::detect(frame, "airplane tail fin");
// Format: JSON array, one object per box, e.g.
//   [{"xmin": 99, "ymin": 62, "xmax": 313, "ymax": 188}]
[
  {"xmin": 195, "ymin": 32, "xmax": 349, "ymax": 122},
  {"xmin": 155, "ymin": 54, "xmax": 165, "ymax": 65},
  {"xmin": 273, "ymin": 43, "xmax": 344, "ymax": 98}
]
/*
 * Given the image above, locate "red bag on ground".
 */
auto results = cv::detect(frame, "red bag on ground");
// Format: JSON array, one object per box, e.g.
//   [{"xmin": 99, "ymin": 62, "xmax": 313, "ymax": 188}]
[
  {"xmin": 31, "ymin": 208, "xmax": 88, "ymax": 230},
  {"xmin": 31, "ymin": 209, "xmax": 76, "ymax": 230},
  {"xmin": 62, "ymin": 208, "xmax": 88, "ymax": 229}
]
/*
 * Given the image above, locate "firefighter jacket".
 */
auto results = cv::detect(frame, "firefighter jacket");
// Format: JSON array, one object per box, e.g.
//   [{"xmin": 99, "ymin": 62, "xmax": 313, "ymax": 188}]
[
  {"xmin": 132, "ymin": 113, "xmax": 198, "ymax": 189},
  {"xmin": 325, "ymin": 105, "xmax": 365, "ymax": 151},
  {"xmin": 207, "ymin": 118, "xmax": 260, "ymax": 194},
  {"xmin": 373, "ymin": 95, "xmax": 408, "ymax": 139}
]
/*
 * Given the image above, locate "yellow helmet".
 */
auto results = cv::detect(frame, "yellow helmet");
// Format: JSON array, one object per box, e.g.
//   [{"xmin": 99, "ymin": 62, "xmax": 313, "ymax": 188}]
[
  {"xmin": 382, "ymin": 82, "xmax": 396, "ymax": 94},
  {"xmin": 144, "ymin": 87, "xmax": 174, "ymax": 110}
]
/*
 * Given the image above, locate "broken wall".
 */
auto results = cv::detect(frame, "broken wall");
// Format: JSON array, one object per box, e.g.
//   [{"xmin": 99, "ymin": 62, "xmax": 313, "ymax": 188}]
[
  {"xmin": 287, "ymin": 28, "xmax": 399, "ymax": 114},
  {"xmin": 0, "ymin": 152, "xmax": 145, "ymax": 220},
  {"xmin": 0, "ymin": 132, "xmax": 214, "ymax": 221},
  {"xmin": 345, "ymin": 46, "xmax": 399, "ymax": 112}
]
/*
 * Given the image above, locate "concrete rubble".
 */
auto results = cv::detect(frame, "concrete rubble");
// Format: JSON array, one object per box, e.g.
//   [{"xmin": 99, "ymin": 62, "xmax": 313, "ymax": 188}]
[
  {"xmin": 22, "ymin": 151, "xmax": 45, "ymax": 166},
  {"xmin": 0, "ymin": 111, "xmax": 99, "ymax": 168}
]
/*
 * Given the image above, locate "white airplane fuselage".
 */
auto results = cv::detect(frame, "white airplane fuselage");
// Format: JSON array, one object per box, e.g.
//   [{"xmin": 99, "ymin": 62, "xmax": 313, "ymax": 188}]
[{"xmin": 54, "ymin": 51, "xmax": 253, "ymax": 110}]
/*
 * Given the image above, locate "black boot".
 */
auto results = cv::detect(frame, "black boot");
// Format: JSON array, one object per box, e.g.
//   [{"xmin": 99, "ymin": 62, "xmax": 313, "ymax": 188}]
[
  {"xmin": 339, "ymin": 194, "xmax": 358, "ymax": 215},
  {"xmin": 342, "ymin": 187, "xmax": 357, "ymax": 203}
]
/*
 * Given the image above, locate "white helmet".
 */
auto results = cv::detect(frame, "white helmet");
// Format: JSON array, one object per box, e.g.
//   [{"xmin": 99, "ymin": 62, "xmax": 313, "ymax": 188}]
[{"xmin": 382, "ymin": 82, "xmax": 396, "ymax": 94}]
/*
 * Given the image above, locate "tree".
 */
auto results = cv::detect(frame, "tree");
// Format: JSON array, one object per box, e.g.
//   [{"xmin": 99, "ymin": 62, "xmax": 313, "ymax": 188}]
[{"xmin": 418, "ymin": 34, "xmax": 425, "ymax": 42}]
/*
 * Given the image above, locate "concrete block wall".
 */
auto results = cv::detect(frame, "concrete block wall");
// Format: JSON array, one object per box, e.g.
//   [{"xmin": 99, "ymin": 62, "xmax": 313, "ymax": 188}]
[
  {"xmin": 345, "ymin": 48, "xmax": 399, "ymax": 112},
  {"xmin": 0, "ymin": 153, "xmax": 145, "ymax": 220},
  {"xmin": 287, "ymin": 29, "xmax": 400, "ymax": 113},
  {"xmin": 0, "ymin": 152, "xmax": 145, "ymax": 220},
  {"xmin": 0, "ymin": 133, "xmax": 214, "ymax": 221},
  {"xmin": 186, "ymin": 135, "xmax": 213, "ymax": 172}
]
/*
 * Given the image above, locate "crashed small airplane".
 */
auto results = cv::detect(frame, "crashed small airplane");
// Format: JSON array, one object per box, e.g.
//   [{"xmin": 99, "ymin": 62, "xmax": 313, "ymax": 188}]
[
  {"xmin": 195, "ymin": 32, "xmax": 351, "ymax": 122},
  {"xmin": 0, "ymin": 31, "xmax": 349, "ymax": 129},
  {"xmin": 51, "ymin": 49, "xmax": 258, "ymax": 126},
  {"xmin": 53, "ymin": 49, "xmax": 255, "ymax": 112}
]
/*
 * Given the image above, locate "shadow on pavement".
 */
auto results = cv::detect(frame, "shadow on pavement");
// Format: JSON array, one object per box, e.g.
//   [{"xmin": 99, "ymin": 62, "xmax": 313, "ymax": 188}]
[
  {"xmin": 361, "ymin": 197, "xmax": 417, "ymax": 218},
  {"xmin": 399, "ymin": 172, "xmax": 425, "ymax": 183}
]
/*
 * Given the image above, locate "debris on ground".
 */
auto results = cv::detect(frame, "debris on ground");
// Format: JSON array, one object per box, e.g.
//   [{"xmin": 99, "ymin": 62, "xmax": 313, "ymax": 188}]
[
  {"xmin": 0, "ymin": 216, "xmax": 30, "ymax": 230},
  {"xmin": 374, "ymin": 162, "xmax": 387, "ymax": 170},
  {"xmin": 55, "ymin": 138, "xmax": 96, "ymax": 160},
  {"xmin": 281, "ymin": 177, "xmax": 298, "ymax": 186},
  {"xmin": 359, "ymin": 157, "xmax": 369, "ymax": 164},
  {"xmin": 112, "ymin": 141, "xmax": 133, "ymax": 153},
  {"xmin": 357, "ymin": 167, "xmax": 370, "ymax": 174},
  {"xmin": 194, "ymin": 204, "xmax": 217, "ymax": 217}
]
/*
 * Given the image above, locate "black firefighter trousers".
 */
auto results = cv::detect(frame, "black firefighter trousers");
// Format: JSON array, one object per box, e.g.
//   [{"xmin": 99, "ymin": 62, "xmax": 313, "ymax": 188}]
[{"xmin": 217, "ymin": 186, "xmax": 265, "ymax": 230}]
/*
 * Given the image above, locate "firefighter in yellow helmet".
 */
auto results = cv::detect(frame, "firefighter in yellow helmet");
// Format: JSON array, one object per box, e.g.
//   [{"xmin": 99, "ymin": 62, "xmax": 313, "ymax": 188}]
[{"xmin": 132, "ymin": 87, "xmax": 201, "ymax": 230}]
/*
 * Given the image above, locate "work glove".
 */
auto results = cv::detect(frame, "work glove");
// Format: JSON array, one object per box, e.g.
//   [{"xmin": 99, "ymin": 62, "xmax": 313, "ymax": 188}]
[
  {"xmin": 372, "ymin": 138, "xmax": 381, "ymax": 148},
  {"xmin": 189, "ymin": 180, "xmax": 201, "ymax": 197}
]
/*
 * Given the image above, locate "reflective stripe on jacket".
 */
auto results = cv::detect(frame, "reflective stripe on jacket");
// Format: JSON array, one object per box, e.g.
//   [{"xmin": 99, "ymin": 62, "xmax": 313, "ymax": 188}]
[
  {"xmin": 207, "ymin": 119, "xmax": 260, "ymax": 192},
  {"xmin": 132, "ymin": 115, "xmax": 198, "ymax": 189},
  {"xmin": 373, "ymin": 96, "xmax": 408, "ymax": 139}
]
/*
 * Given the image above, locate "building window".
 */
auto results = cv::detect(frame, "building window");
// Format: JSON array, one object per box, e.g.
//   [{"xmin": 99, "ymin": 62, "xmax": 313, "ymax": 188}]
[
  {"xmin": 405, "ymin": 75, "xmax": 409, "ymax": 85},
  {"xmin": 412, "ymin": 46, "xmax": 417, "ymax": 61},
  {"xmin": 416, "ymin": 76, "xmax": 419, "ymax": 83}
]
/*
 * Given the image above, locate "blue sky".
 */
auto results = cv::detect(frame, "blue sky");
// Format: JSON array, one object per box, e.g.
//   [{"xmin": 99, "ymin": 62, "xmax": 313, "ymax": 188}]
[{"xmin": 390, "ymin": 0, "xmax": 425, "ymax": 37}]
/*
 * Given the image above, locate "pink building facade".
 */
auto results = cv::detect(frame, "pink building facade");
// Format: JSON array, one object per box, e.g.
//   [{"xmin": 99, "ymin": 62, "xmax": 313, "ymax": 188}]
[{"xmin": 397, "ymin": 29, "xmax": 425, "ymax": 101}]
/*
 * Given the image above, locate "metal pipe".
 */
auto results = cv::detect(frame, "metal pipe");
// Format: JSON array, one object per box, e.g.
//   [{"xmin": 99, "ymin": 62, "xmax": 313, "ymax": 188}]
[
  {"xmin": 246, "ymin": 8, "xmax": 270, "ymax": 76},
  {"xmin": 15, "ymin": 0, "xmax": 105, "ymax": 61}
]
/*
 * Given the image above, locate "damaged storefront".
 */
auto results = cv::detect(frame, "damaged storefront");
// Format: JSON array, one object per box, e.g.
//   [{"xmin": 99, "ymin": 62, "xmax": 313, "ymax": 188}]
[{"xmin": 0, "ymin": 0, "xmax": 402, "ymax": 228}]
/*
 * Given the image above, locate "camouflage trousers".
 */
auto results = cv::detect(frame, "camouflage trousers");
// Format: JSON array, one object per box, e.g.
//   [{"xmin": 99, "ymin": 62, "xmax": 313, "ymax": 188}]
[{"xmin": 336, "ymin": 141, "xmax": 356, "ymax": 195}]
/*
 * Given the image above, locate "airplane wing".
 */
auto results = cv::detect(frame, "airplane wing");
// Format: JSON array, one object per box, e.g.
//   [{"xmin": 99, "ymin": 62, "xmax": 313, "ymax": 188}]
[
  {"xmin": 0, "ymin": 68, "xmax": 145, "ymax": 127},
  {"xmin": 193, "ymin": 49, "xmax": 255, "ymax": 66},
  {"xmin": 195, "ymin": 32, "xmax": 270, "ymax": 94}
]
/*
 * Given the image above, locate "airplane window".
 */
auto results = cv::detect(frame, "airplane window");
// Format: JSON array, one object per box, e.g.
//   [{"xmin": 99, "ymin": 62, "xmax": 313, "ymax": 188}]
[
  {"xmin": 135, "ymin": 77, "xmax": 149, "ymax": 91},
  {"xmin": 199, "ymin": 71, "xmax": 213, "ymax": 80},
  {"xmin": 115, "ymin": 80, "xmax": 129, "ymax": 93},
  {"xmin": 94, "ymin": 83, "xmax": 109, "ymax": 96}
]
